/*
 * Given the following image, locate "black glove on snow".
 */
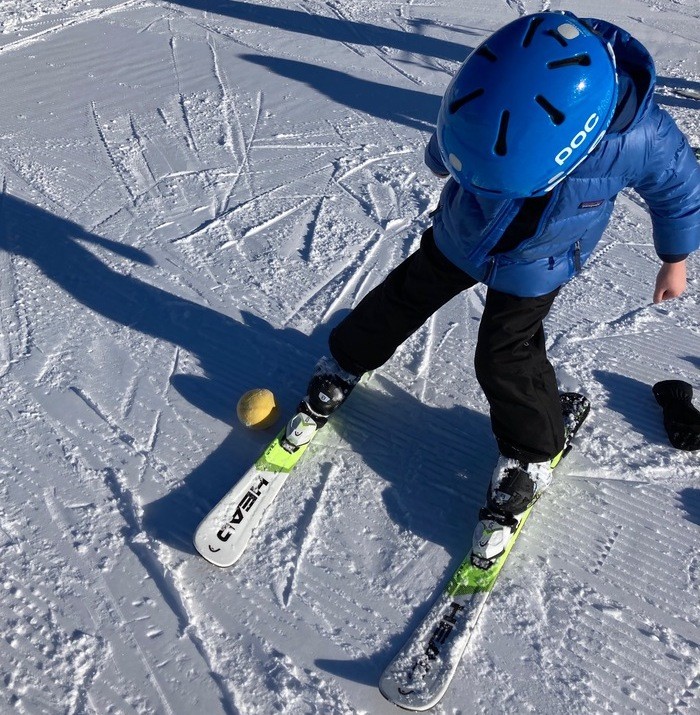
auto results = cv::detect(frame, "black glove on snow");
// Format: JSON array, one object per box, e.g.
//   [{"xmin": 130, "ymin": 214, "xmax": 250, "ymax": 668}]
[{"xmin": 652, "ymin": 380, "xmax": 700, "ymax": 451}]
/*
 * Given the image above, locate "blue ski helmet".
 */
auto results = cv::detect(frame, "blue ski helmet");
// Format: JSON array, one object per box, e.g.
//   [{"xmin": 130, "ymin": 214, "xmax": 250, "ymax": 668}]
[{"xmin": 437, "ymin": 12, "xmax": 618, "ymax": 198}]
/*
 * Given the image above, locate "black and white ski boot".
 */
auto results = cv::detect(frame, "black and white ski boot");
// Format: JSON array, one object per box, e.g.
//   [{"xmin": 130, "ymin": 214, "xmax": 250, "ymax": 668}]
[
  {"xmin": 282, "ymin": 357, "xmax": 360, "ymax": 453},
  {"xmin": 471, "ymin": 392, "xmax": 590, "ymax": 568},
  {"xmin": 557, "ymin": 392, "xmax": 591, "ymax": 463},
  {"xmin": 471, "ymin": 458, "xmax": 552, "ymax": 568},
  {"xmin": 471, "ymin": 507, "xmax": 519, "ymax": 566}
]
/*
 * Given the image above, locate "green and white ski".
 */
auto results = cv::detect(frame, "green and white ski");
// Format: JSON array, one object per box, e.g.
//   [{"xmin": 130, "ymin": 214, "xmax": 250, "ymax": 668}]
[
  {"xmin": 379, "ymin": 394, "xmax": 590, "ymax": 711},
  {"xmin": 194, "ymin": 366, "xmax": 368, "ymax": 567},
  {"xmin": 193, "ymin": 418, "xmax": 318, "ymax": 567}
]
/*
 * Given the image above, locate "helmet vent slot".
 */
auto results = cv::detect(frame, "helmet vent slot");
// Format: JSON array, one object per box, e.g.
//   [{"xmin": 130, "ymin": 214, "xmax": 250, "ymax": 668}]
[
  {"xmin": 545, "ymin": 29, "xmax": 568, "ymax": 47},
  {"xmin": 535, "ymin": 96, "xmax": 566, "ymax": 125},
  {"xmin": 449, "ymin": 88, "xmax": 485, "ymax": 114},
  {"xmin": 547, "ymin": 54, "xmax": 592, "ymax": 69},
  {"xmin": 475, "ymin": 45, "xmax": 498, "ymax": 62},
  {"xmin": 494, "ymin": 111, "xmax": 510, "ymax": 156},
  {"xmin": 522, "ymin": 16, "xmax": 545, "ymax": 47}
]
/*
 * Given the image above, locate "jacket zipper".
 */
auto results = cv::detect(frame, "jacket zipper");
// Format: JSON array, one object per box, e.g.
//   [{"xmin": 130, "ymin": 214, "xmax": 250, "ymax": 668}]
[
  {"xmin": 484, "ymin": 257, "xmax": 497, "ymax": 284},
  {"xmin": 573, "ymin": 241, "xmax": 581, "ymax": 272},
  {"xmin": 468, "ymin": 200, "xmax": 522, "ymax": 262},
  {"xmin": 534, "ymin": 184, "xmax": 562, "ymax": 237}
]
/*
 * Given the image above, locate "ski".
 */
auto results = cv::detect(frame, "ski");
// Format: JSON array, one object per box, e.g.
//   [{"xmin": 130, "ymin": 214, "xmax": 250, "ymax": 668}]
[
  {"xmin": 194, "ymin": 361, "xmax": 365, "ymax": 567},
  {"xmin": 193, "ymin": 415, "xmax": 320, "ymax": 567},
  {"xmin": 379, "ymin": 394, "xmax": 590, "ymax": 711}
]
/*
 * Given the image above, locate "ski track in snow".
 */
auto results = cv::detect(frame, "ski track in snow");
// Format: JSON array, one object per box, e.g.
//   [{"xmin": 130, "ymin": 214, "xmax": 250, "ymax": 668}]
[{"xmin": 0, "ymin": 0, "xmax": 698, "ymax": 712}]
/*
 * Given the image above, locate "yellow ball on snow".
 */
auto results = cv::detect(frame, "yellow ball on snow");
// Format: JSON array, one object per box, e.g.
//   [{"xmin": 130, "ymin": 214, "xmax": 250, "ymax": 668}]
[{"xmin": 236, "ymin": 388, "xmax": 280, "ymax": 430}]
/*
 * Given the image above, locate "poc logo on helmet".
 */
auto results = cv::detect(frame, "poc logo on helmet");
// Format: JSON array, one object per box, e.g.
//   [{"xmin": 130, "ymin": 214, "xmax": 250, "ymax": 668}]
[{"xmin": 555, "ymin": 113, "xmax": 600, "ymax": 166}]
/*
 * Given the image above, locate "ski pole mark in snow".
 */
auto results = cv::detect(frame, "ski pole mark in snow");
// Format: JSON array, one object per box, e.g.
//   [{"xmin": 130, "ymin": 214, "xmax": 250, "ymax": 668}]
[
  {"xmin": 0, "ymin": 0, "xmax": 148, "ymax": 55},
  {"xmin": 280, "ymin": 463, "xmax": 339, "ymax": 608},
  {"xmin": 413, "ymin": 318, "xmax": 460, "ymax": 401},
  {"xmin": 327, "ymin": 0, "xmax": 425, "ymax": 85},
  {"xmin": 240, "ymin": 198, "xmax": 317, "ymax": 240},
  {"xmin": 414, "ymin": 313, "xmax": 437, "ymax": 400},
  {"xmin": 309, "ymin": 1, "xmax": 366, "ymax": 58},
  {"xmin": 505, "ymin": 0, "xmax": 527, "ymax": 17},
  {"xmin": 128, "ymin": 113, "xmax": 159, "ymax": 188},
  {"xmin": 90, "ymin": 102, "xmax": 137, "ymax": 202},
  {"xmin": 207, "ymin": 34, "xmax": 238, "ymax": 179},
  {"xmin": 166, "ymin": 158, "xmax": 333, "ymax": 245},
  {"xmin": 336, "ymin": 148, "xmax": 414, "ymax": 183},
  {"xmin": 324, "ymin": 0, "xmax": 430, "ymax": 85},
  {"xmin": 0, "ymin": 223, "xmax": 27, "ymax": 378},
  {"xmin": 167, "ymin": 26, "xmax": 200, "ymax": 154},
  {"xmin": 288, "ymin": 228, "xmax": 384, "ymax": 327},
  {"xmin": 221, "ymin": 90, "xmax": 263, "ymax": 212},
  {"xmin": 166, "ymin": 571, "xmax": 244, "ymax": 715},
  {"xmin": 66, "ymin": 386, "xmax": 183, "ymax": 493}
]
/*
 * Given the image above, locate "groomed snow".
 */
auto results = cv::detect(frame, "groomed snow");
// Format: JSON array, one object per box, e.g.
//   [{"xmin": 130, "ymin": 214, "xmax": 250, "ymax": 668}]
[{"xmin": 0, "ymin": 0, "xmax": 698, "ymax": 713}]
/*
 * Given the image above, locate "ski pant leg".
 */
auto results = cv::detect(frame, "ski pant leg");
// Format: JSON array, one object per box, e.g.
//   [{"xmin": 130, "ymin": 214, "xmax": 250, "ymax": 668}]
[
  {"xmin": 329, "ymin": 227, "xmax": 478, "ymax": 375},
  {"xmin": 474, "ymin": 286, "xmax": 565, "ymax": 463}
]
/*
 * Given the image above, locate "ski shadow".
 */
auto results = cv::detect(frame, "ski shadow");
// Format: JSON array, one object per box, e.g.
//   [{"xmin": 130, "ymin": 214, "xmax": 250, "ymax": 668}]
[
  {"xmin": 679, "ymin": 488, "xmax": 700, "ymax": 527},
  {"xmin": 0, "ymin": 193, "xmax": 338, "ymax": 553},
  {"xmin": 241, "ymin": 54, "xmax": 441, "ymax": 133},
  {"xmin": 683, "ymin": 355, "xmax": 700, "ymax": 371},
  {"xmin": 655, "ymin": 76, "xmax": 700, "ymax": 109},
  {"xmin": 593, "ymin": 370, "xmax": 667, "ymax": 446},
  {"xmin": 169, "ymin": 0, "xmax": 475, "ymax": 63}
]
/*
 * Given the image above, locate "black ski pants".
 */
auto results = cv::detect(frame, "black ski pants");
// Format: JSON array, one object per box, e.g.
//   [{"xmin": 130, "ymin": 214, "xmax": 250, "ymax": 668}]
[{"xmin": 328, "ymin": 227, "xmax": 565, "ymax": 463}]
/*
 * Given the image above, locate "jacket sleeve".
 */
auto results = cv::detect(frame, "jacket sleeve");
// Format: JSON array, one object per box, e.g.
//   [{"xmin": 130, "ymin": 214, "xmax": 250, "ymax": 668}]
[
  {"xmin": 631, "ymin": 105, "xmax": 700, "ymax": 258},
  {"xmin": 424, "ymin": 133, "xmax": 449, "ymax": 177}
]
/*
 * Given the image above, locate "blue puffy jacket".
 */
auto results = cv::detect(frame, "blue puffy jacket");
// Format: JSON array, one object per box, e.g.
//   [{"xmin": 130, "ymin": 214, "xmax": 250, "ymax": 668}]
[{"xmin": 425, "ymin": 19, "xmax": 700, "ymax": 298}]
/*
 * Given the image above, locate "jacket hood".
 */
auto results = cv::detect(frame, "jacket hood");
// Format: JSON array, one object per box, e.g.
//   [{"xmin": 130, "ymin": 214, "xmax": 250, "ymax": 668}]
[{"xmin": 584, "ymin": 18, "xmax": 657, "ymax": 135}]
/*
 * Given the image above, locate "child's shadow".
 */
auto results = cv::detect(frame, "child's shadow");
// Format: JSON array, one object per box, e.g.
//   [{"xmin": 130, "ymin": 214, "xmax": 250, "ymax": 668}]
[
  {"xmin": 0, "ymin": 193, "xmax": 339, "ymax": 553},
  {"xmin": 336, "ymin": 375, "xmax": 493, "ymax": 549}
]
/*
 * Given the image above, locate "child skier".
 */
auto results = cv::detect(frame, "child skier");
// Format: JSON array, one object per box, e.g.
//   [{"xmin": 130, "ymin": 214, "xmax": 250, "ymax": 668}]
[{"xmin": 285, "ymin": 12, "xmax": 700, "ymax": 560}]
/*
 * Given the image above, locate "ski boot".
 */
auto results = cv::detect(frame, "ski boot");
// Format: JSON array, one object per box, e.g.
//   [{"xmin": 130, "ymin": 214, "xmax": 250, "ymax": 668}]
[
  {"xmin": 471, "ymin": 392, "xmax": 590, "ymax": 568},
  {"xmin": 471, "ymin": 458, "xmax": 552, "ymax": 568},
  {"xmin": 556, "ymin": 392, "xmax": 591, "ymax": 465},
  {"xmin": 282, "ymin": 356, "xmax": 361, "ymax": 453}
]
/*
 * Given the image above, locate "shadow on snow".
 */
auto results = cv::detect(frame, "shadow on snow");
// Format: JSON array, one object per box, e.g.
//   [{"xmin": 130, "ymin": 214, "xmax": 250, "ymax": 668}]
[
  {"xmin": 170, "ymin": 0, "xmax": 475, "ymax": 62},
  {"xmin": 0, "ymin": 194, "xmax": 493, "ymax": 571},
  {"xmin": 167, "ymin": 0, "xmax": 477, "ymax": 132},
  {"xmin": 241, "ymin": 53, "xmax": 441, "ymax": 133},
  {"xmin": 0, "ymin": 193, "xmax": 329, "ymax": 550}
]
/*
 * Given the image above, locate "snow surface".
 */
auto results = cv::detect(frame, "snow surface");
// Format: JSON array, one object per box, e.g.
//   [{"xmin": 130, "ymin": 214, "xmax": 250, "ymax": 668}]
[{"xmin": 0, "ymin": 0, "xmax": 698, "ymax": 713}]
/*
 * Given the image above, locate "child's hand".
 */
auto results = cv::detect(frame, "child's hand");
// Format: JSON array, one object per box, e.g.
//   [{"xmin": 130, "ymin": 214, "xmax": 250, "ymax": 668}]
[{"xmin": 653, "ymin": 260, "xmax": 687, "ymax": 303}]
